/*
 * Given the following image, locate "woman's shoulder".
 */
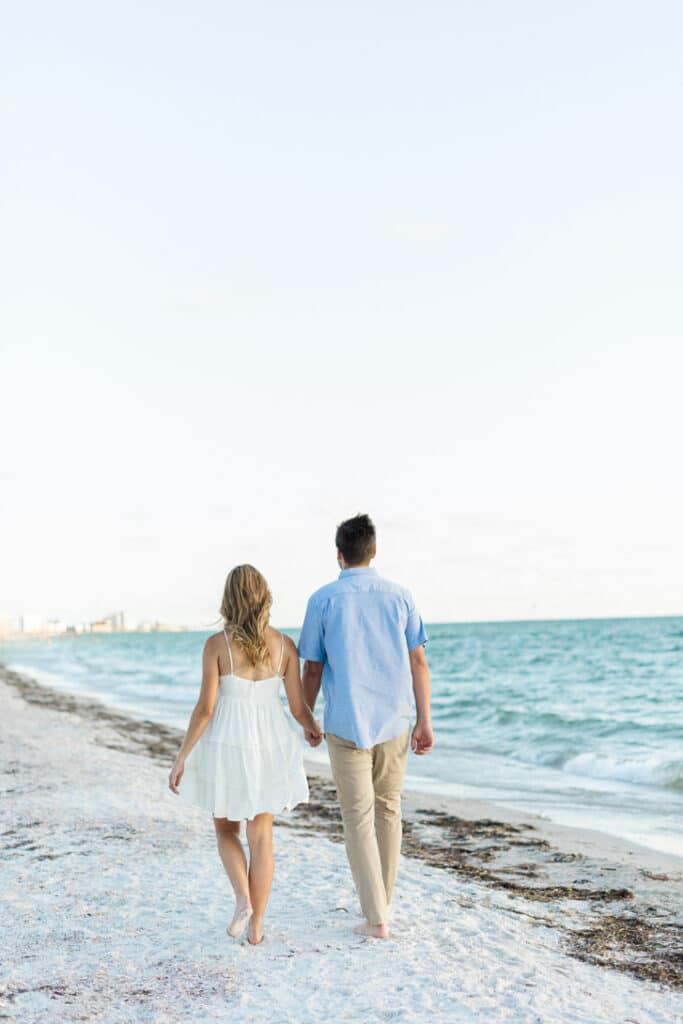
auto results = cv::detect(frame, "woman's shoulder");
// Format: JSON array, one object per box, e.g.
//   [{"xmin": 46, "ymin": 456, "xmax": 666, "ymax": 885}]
[
  {"xmin": 204, "ymin": 630, "xmax": 227, "ymax": 652},
  {"xmin": 265, "ymin": 625, "xmax": 287, "ymax": 645},
  {"xmin": 266, "ymin": 626, "xmax": 296, "ymax": 655}
]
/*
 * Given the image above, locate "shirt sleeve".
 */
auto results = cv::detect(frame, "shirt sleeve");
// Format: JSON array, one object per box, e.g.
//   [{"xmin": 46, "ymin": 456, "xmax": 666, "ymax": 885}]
[
  {"xmin": 297, "ymin": 597, "xmax": 325, "ymax": 661},
  {"xmin": 405, "ymin": 592, "xmax": 428, "ymax": 650}
]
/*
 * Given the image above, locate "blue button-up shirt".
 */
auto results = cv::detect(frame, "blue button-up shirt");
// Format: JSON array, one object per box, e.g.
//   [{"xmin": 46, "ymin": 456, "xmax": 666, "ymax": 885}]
[{"xmin": 297, "ymin": 567, "xmax": 428, "ymax": 749}]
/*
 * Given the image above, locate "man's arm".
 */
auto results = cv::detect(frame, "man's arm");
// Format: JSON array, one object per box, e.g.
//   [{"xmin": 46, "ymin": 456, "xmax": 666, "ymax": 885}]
[
  {"xmin": 302, "ymin": 660, "xmax": 323, "ymax": 714},
  {"xmin": 301, "ymin": 660, "xmax": 324, "ymax": 745},
  {"xmin": 409, "ymin": 645, "xmax": 434, "ymax": 755},
  {"xmin": 298, "ymin": 594, "xmax": 324, "ymax": 708}
]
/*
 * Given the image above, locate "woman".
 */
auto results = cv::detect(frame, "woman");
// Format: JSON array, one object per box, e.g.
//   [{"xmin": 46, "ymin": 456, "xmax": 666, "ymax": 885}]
[{"xmin": 169, "ymin": 564, "xmax": 321, "ymax": 945}]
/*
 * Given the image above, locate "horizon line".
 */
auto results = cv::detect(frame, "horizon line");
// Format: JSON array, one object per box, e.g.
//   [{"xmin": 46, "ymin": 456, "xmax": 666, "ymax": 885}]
[{"xmin": 2, "ymin": 611, "xmax": 682, "ymax": 640}]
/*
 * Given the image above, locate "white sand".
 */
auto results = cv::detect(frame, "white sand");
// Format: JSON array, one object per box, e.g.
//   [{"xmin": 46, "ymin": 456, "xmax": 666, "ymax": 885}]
[{"xmin": 1, "ymin": 677, "xmax": 681, "ymax": 1024}]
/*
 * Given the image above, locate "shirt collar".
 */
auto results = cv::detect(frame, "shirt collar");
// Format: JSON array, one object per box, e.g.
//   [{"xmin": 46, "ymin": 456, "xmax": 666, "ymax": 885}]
[{"xmin": 339, "ymin": 567, "xmax": 378, "ymax": 578}]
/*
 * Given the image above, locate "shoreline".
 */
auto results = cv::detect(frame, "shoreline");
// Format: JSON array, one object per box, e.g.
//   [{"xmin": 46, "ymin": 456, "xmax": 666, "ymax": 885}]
[
  {"xmin": 5, "ymin": 653, "xmax": 681, "ymax": 863},
  {"xmin": 304, "ymin": 754, "xmax": 683, "ymax": 875},
  {"xmin": 3, "ymin": 659, "xmax": 679, "ymax": 875},
  {"xmin": 2, "ymin": 662, "xmax": 682, "ymax": 999}
]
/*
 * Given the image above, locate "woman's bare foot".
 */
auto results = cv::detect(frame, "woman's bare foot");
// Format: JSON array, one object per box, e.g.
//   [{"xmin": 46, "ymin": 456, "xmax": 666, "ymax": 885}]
[
  {"xmin": 354, "ymin": 922, "xmax": 390, "ymax": 939},
  {"xmin": 227, "ymin": 896, "xmax": 252, "ymax": 938},
  {"xmin": 247, "ymin": 914, "xmax": 265, "ymax": 945}
]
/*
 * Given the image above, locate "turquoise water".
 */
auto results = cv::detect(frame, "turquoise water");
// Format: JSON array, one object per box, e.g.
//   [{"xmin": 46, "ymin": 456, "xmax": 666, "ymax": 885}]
[{"xmin": 3, "ymin": 616, "xmax": 682, "ymax": 856}]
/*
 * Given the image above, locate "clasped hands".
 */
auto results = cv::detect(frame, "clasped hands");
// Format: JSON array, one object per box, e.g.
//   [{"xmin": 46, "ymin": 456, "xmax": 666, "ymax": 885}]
[{"xmin": 304, "ymin": 721, "xmax": 323, "ymax": 747}]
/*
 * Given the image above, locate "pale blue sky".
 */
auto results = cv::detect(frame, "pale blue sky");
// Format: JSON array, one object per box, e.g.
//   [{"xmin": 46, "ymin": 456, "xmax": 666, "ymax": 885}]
[{"xmin": 2, "ymin": 1, "xmax": 682, "ymax": 626}]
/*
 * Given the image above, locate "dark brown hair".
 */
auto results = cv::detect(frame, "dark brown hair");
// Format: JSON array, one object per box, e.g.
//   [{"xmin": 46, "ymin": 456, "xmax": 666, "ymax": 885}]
[{"xmin": 335, "ymin": 513, "xmax": 376, "ymax": 565}]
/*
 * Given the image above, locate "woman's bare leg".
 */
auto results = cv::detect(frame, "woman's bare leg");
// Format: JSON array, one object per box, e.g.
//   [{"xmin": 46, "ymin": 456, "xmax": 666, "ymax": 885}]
[
  {"xmin": 213, "ymin": 818, "xmax": 252, "ymax": 936},
  {"xmin": 245, "ymin": 813, "xmax": 274, "ymax": 944}
]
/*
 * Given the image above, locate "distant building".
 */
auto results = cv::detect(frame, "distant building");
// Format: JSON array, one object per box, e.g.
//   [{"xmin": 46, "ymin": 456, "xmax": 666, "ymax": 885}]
[
  {"xmin": 90, "ymin": 619, "xmax": 113, "ymax": 634},
  {"xmin": 20, "ymin": 613, "xmax": 45, "ymax": 634},
  {"xmin": 108, "ymin": 611, "xmax": 126, "ymax": 632},
  {"xmin": 45, "ymin": 619, "xmax": 67, "ymax": 635}
]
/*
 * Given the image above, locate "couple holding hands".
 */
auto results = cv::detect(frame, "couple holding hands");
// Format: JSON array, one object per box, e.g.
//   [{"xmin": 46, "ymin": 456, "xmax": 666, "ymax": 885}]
[{"xmin": 169, "ymin": 514, "xmax": 433, "ymax": 945}]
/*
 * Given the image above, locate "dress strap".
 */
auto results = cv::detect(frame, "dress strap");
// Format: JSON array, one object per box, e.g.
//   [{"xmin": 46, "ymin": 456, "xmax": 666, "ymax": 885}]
[
  {"xmin": 223, "ymin": 629, "xmax": 234, "ymax": 675},
  {"xmin": 277, "ymin": 633, "xmax": 285, "ymax": 677}
]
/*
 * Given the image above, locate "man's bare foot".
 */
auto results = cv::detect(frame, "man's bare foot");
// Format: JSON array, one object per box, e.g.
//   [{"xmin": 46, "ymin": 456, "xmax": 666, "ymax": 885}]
[
  {"xmin": 227, "ymin": 897, "xmax": 252, "ymax": 938},
  {"xmin": 247, "ymin": 914, "xmax": 265, "ymax": 945},
  {"xmin": 354, "ymin": 922, "xmax": 390, "ymax": 939},
  {"xmin": 358, "ymin": 904, "xmax": 392, "ymax": 925}
]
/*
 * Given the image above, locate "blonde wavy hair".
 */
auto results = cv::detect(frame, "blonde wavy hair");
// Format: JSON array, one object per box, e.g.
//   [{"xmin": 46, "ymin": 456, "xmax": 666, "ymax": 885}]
[{"xmin": 220, "ymin": 564, "xmax": 273, "ymax": 667}]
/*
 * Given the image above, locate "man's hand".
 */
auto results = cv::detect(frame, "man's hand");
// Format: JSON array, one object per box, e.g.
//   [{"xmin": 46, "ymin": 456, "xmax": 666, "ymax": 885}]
[
  {"xmin": 411, "ymin": 720, "xmax": 434, "ymax": 755},
  {"xmin": 304, "ymin": 721, "xmax": 323, "ymax": 747}
]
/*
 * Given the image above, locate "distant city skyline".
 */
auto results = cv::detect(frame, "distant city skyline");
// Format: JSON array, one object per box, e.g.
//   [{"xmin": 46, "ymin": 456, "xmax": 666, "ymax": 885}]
[
  {"xmin": 2, "ymin": 608, "xmax": 682, "ymax": 640},
  {"xmin": 0, "ymin": 609, "xmax": 190, "ymax": 638},
  {"xmin": 2, "ymin": 2, "xmax": 682, "ymax": 627}
]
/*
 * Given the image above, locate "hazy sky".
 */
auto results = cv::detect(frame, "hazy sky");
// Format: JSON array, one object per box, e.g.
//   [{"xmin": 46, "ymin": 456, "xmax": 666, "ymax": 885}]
[{"xmin": 2, "ymin": 1, "xmax": 682, "ymax": 627}]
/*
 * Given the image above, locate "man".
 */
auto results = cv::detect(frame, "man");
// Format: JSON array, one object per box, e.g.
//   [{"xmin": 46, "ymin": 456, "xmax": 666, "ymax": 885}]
[{"xmin": 298, "ymin": 513, "xmax": 433, "ymax": 939}]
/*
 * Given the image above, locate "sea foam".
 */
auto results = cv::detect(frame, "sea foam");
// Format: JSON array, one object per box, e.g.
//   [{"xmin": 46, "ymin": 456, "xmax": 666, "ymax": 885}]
[{"xmin": 562, "ymin": 751, "xmax": 683, "ymax": 790}]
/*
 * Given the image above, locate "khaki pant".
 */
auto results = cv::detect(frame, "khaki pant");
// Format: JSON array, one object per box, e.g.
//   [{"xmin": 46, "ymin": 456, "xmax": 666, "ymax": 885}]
[{"xmin": 326, "ymin": 728, "xmax": 410, "ymax": 926}]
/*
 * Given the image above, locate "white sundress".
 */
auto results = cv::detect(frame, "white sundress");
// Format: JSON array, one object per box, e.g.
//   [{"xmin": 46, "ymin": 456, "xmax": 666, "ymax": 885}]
[{"xmin": 179, "ymin": 630, "xmax": 309, "ymax": 820}]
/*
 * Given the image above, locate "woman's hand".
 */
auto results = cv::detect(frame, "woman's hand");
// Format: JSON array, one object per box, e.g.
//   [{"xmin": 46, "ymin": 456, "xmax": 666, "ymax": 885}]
[
  {"xmin": 168, "ymin": 756, "xmax": 185, "ymax": 793},
  {"xmin": 304, "ymin": 720, "xmax": 323, "ymax": 747}
]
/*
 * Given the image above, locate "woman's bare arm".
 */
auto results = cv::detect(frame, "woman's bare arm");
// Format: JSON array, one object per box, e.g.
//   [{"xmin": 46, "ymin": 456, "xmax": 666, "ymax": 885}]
[
  {"xmin": 281, "ymin": 635, "xmax": 322, "ymax": 742},
  {"xmin": 169, "ymin": 637, "xmax": 220, "ymax": 793}
]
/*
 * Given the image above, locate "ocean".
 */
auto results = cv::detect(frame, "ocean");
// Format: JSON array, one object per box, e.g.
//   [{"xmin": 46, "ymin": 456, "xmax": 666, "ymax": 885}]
[{"xmin": 3, "ymin": 616, "xmax": 682, "ymax": 857}]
